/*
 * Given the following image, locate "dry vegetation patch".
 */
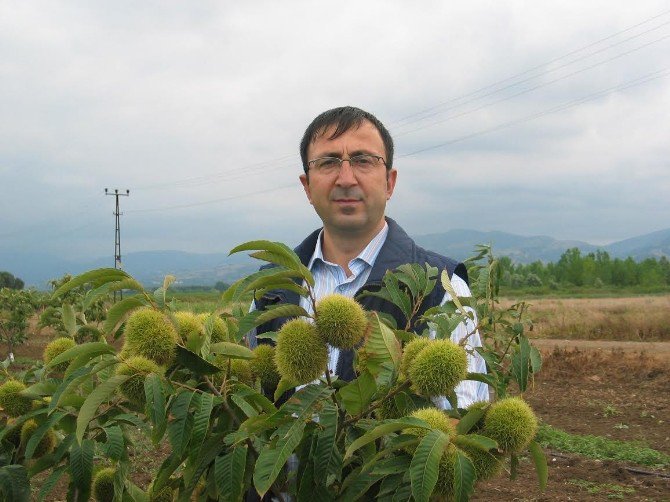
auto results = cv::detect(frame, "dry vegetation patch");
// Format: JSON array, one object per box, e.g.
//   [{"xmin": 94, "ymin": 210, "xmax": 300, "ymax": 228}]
[{"xmin": 507, "ymin": 295, "xmax": 670, "ymax": 342}]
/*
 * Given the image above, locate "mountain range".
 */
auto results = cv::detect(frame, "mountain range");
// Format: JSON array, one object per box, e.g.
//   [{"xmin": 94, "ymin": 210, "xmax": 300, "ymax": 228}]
[{"xmin": 3, "ymin": 227, "xmax": 669, "ymax": 289}]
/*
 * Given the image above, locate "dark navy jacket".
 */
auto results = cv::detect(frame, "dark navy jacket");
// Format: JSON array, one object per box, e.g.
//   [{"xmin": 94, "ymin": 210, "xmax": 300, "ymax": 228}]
[{"xmin": 251, "ymin": 217, "xmax": 468, "ymax": 382}]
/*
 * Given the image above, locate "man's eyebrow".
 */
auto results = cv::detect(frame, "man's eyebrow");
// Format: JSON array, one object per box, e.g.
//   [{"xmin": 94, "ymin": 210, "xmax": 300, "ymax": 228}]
[{"xmin": 313, "ymin": 149, "xmax": 376, "ymax": 158}]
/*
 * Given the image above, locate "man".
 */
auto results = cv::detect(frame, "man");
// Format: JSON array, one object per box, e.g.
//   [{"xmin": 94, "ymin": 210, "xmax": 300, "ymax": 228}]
[{"xmin": 249, "ymin": 106, "xmax": 488, "ymax": 407}]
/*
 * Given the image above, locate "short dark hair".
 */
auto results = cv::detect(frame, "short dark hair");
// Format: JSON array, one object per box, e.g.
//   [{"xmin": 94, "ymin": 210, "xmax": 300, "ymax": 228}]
[{"xmin": 300, "ymin": 106, "xmax": 394, "ymax": 174}]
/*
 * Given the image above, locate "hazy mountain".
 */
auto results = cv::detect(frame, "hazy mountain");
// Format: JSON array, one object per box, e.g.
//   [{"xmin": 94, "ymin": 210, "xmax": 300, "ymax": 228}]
[
  {"xmin": 414, "ymin": 230, "xmax": 599, "ymax": 263},
  {"xmin": 604, "ymin": 228, "xmax": 670, "ymax": 260},
  {"xmin": 0, "ymin": 250, "xmax": 257, "ymax": 290},
  {"xmin": 3, "ymin": 227, "xmax": 669, "ymax": 289}
]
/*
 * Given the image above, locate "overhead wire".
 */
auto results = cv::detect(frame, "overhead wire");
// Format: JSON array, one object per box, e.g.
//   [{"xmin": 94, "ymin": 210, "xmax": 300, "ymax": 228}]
[
  {"xmin": 391, "ymin": 8, "xmax": 670, "ymax": 127},
  {"xmin": 122, "ymin": 8, "xmax": 670, "ymax": 194},
  {"xmin": 398, "ymin": 67, "xmax": 670, "ymax": 158},
  {"xmin": 4, "ymin": 7, "xmax": 669, "ymax": 235},
  {"xmin": 394, "ymin": 31, "xmax": 670, "ymax": 137},
  {"xmin": 125, "ymin": 183, "xmax": 296, "ymax": 213}
]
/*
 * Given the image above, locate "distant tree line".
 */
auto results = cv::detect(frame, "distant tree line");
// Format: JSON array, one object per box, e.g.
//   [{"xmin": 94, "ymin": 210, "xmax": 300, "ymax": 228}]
[
  {"xmin": 0, "ymin": 271, "xmax": 24, "ymax": 290},
  {"xmin": 495, "ymin": 248, "xmax": 670, "ymax": 289}
]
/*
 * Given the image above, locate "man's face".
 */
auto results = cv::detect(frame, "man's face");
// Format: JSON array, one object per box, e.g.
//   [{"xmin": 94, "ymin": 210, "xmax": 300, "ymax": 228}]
[{"xmin": 299, "ymin": 120, "xmax": 397, "ymax": 238}]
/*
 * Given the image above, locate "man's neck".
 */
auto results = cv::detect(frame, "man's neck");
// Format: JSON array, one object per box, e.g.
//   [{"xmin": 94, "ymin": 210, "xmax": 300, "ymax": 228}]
[{"xmin": 320, "ymin": 219, "xmax": 386, "ymax": 276}]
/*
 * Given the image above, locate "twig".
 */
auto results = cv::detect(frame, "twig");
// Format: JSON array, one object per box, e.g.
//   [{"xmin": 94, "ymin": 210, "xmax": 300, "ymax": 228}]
[{"xmin": 341, "ymin": 380, "xmax": 411, "ymax": 430}]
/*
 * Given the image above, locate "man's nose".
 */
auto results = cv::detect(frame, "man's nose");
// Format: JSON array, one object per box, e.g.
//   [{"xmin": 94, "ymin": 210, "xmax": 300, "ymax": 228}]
[{"xmin": 335, "ymin": 159, "xmax": 358, "ymax": 186}]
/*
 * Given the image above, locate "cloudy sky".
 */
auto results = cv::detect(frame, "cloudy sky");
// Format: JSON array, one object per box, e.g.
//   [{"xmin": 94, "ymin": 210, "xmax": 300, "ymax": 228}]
[{"xmin": 1, "ymin": 1, "xmax": 669, "ymax": 262}]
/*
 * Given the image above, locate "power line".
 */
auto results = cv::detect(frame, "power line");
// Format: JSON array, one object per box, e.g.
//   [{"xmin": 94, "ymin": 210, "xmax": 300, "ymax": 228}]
[
  {"xmin": 395, "ymin": 32, "xmax": 670, "ymax": 137},
  {"xmin": 132, "ymin": 154, "xmax": 295, "ymax": 191},
  {"xmin": 398, "ymin": 67, "xmax": 670, "ymax": 158},
  {"xmin": 392, "ymin": 8, "xmax": 670, "ymax": 127},
  {"xmin": 125, "ymin": 67, "xmax": 670, "ymax": 213},
  {"xmin": 92, "ymin": 9, "xmax": 670, "ymax": 196},
  {"xmin": 125, "ymin": 183, "xmax": 295, "ymax": 213}
]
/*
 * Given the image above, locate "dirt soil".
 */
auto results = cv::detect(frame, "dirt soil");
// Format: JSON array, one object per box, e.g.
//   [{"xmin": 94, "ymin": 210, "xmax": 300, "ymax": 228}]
[{"xmin": 474, "ymin": 342, "xmax": 670, "ymax": 501}]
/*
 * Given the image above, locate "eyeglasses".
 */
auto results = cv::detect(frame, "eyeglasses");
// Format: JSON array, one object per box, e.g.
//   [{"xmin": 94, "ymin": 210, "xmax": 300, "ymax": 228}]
[{"xmin": 307, "ymin": 154, "xmax": 386, "ymax": 176}]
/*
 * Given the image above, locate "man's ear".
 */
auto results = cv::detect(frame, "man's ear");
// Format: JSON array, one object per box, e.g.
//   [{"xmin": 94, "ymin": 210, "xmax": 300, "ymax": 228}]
[
  {"xmin": 386, "ymin": 168, "xmax": 398, "ymax": 200},
  {"xmin": 299, "ymin": 173, "xmax": 313, "ymax": 204}
]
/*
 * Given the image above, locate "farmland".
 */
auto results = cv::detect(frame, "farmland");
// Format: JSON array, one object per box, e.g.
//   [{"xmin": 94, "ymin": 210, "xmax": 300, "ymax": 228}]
[{"xmin": 5, "ymin": 292, "xmax": 670, "ymax": 500}]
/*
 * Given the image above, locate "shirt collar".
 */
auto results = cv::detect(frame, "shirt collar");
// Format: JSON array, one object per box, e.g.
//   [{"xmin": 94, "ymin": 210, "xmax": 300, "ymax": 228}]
[{"xmin": 308, "ymin": 221, "xmax": 389, "ymax": 271}]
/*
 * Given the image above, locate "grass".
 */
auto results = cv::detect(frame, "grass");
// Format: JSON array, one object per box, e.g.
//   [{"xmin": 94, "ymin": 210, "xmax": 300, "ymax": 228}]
[
  {"xmin": 567, "ymin": 479, "xmax": 635, "ymax": 499},
  {"xmin": 165, "ymin": 291, "xmax": 253, "ymax": 314},
  {"xmin": 502, "ymin": 294, "xmax": 670, "ymax": 342},
  {"xmin": 536, "ymin": 424, "xmax": 670, "ymax": 469}
]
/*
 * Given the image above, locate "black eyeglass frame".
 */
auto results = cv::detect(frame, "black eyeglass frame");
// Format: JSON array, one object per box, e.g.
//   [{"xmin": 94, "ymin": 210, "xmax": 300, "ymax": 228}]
[{"xmin": 306, "ymin": 154, "xmax": 388, "ymax": 173}]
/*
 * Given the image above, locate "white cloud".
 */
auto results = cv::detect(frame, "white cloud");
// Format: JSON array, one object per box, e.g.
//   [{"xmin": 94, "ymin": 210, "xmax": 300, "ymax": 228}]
[{"xmin": 1, "ymin": 0, "xmax": 669, "ymax": 262}]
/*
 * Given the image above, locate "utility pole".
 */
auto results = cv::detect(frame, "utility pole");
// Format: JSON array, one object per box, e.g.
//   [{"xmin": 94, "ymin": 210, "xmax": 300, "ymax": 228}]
[{"xmin": 105, "ymin": 188, "xmax": 130, "ymax": 301}]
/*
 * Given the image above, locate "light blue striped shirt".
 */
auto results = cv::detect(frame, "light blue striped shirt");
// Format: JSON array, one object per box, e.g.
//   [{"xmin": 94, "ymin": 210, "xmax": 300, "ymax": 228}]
[{"xmin": 250, "ymin": 222, "xmax": 489, "ymax": 407}]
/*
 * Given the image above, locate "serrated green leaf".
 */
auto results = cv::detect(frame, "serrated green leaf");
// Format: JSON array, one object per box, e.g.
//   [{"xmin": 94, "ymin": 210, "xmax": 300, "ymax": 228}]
[
  {"xmin": 28, "ymin": 434, "xmax": 74, "ymax": 478},
  {"xmin": 37, "ymin": 464, "xmax": 67, "ymax": 502},
  {"xmin": 441, "ymin": 270, "xmax": 467, "ymax": 316},
  {"xmin": 168, "ymin": 391, "xmax": 196, "ymax": 457},
  {"xmin": 25, "ymin": 412, "xmax": 65, "ymax": 460},
  {"xmin": 181, "ymin": 433, "xmax": 227, "ymax": 501},
  {"xmin": 230, "ymin": 240, "xmax": 313, "ymax": 284},
  {"xmin": 510, "ymin": 452, "xmax": 519, "ymax": 480},
  {"xmin": 76, "ymin": 374, "xmax": 130, "ymax": 443},
  {"xmin": 83, "ymin": 279, "xmax": 142, "ymax": 311},
  {"xmin": 464, "ymin": 371, "xmax": 498, "ymax": 389},
  {"xmin": 274, "ymin": 376, "xmax": 298, "ymax": 401},
  {"xmin": 314, "ymin": 400, "xmax": 339, "ymax": 481},
  {"xmin": 124, "ymin": 478, "xmax": 148, "ymax": 502},
  {"xmin": 210, "ymin": 342, "xmax": 254, "ymax": 360},
  {"xmin": 371, "ymin": 456, "xmax": 412, "ymax": 476},
  {"xmin": 242, "ymin": 269, "xmax": 305, "ymax": 295},
  {"xmin": 511, "ymin": 335, "xmax": 531, "ymax": 392},
  {"xmin": 144, "ymin": 374, "xmax": 167, "ymax": 444},
  {"xmin": 528, "ymin": 440, "xmax": 548, "ymax": 491},
  {"xmin": 338, "ymin": 371, "xmax": 377, "ymax": 416},
  {"xmin": 338, "ymin": 466, "xmax": 385, "ymax": 502},
  {"xmin": 453, "ymin": 434, "xmax": 498, "ymax": 452},
  {"xmin": 111, "ymin": 413, "xmax": 150, "ymax": 431},
  {"xmin": 383, "ymin": 273, "xmax": 413, "ymax": 324},
  {"xmin": 52, "ymin": 268, "xmax": 132, "ymax": 299},
  {"xmin": 255, "ymin": 385, "xmax": 334, "ymax": 496},
  {"xmin": 64, "ymin": 347, "xmax": 116, "ymax": 379},
  {"xmin": 232, "ymin": 384, "xmax": 277, "ymax": 415},
  {"xmin": 46, "ymin": 341, "xmax": 115, "ymax": 370},
  {"xmin": 101, "ymin": 425, "xmax": 124, "ymax": 461},
  {"xmin": 174, "ymin": 345, "xmax": 221, "ymax": 375},
  {"xmin": 151, "ymin": 454, "xmax": 183, "ymax": 495},
  {"xmin": 453, "ymin": 450, "xmax": 475, "ymax": 502},
  {"xmin": 103, "ymin": 296, "xmax": 149, "ymax": 336},
  {"xmin": 219, "ymin": 268, "xmax": 282, "ymax": 306},
  {"xmin": 216, "ymin": 445, "xmax": 248, "ymax": 502},
  {"xmin": 0, "ymin": 465, "xmax": 30, "ymax": 502},
  {"xmin": 361, "ymin": 312, "xmax": 401, "ymax": 382},
  {"xmin": 254, "ymin": 420, "xmax": 306, "ymax": 497},
  {"xmin": 253, "ymin": 281, "xmax": 310, "ymax": 301},
  {"xmin": 410, "ymin": 430, "xmax": 448, "ymax": 502},
  {"xmin": 50, "ymin": 363, "xmax": 108, "ymax": 412},
  {"xmin": 344, "ymin": 417, "xmax": 429, "ymax": 460},
  {"xmin": 377, "ymin": 473, "xmax": 405, "ymax": 499},
  {"xmin": 190, "ymin": 393, "xmax": 214, "ymax": 456},
  {"xmin": 69, "ymin": 439, "xmax": 94, "ymax": 501},
  {"xmin": 455, "ymin": 407, "xmax": 486, "ymax": 435},
  {"xmin": 530, "ymin": 346, "xmax": 542, "ymax": 374},
  {"xmin": 237, "ymin": 304, "xmax": 311, "ymax": 340},
  {"xmin": 21, "ymin": 380, "xmax": 58, "ymax": 398},
  {"xmin": 394, "ymin": 264, "xmax": 422, "ymax": 299},
  {"xmin": 61, "ymin": 303, "xmax": 77, "ymax": 337}
]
